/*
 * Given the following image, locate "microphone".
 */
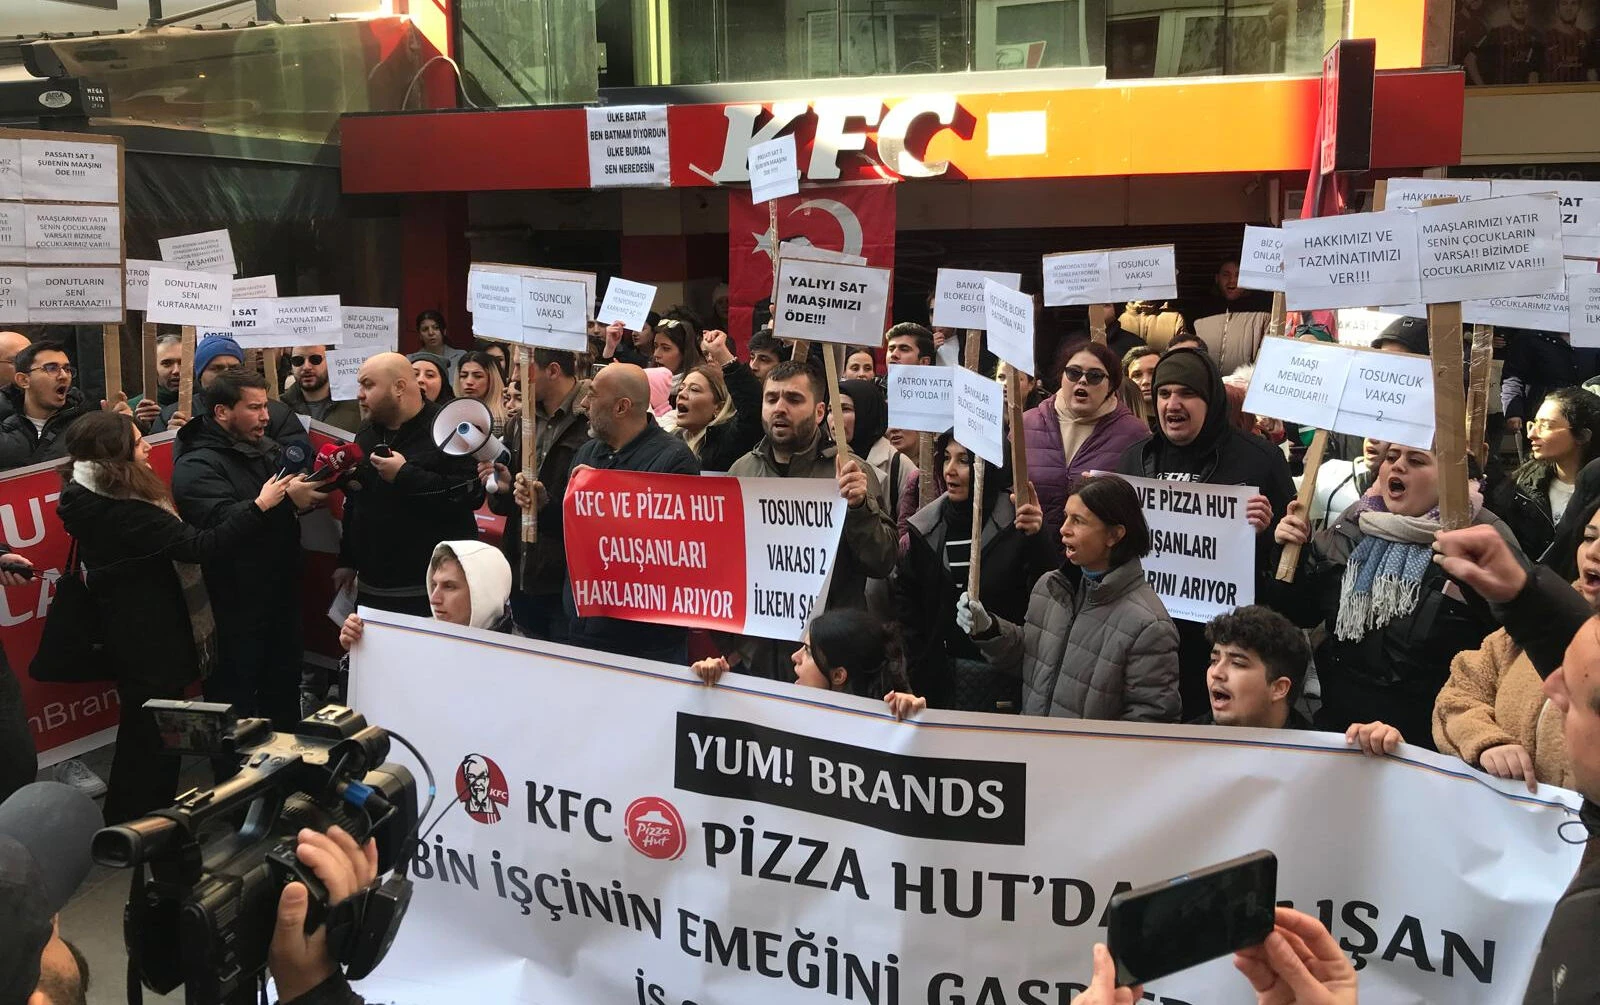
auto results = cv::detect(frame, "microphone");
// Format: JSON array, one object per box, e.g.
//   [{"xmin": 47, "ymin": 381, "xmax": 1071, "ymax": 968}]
[
  {"xmin": 308, "ymin": 442, "xmax": 366, "ymax": 483},
  {"xmin": 277, "ymin": 442, "xmax": 310, "ymax": 478}
]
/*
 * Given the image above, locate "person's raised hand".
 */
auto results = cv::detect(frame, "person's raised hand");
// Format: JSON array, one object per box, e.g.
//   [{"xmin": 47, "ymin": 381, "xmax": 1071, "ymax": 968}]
[
  {"xmin": 370, "ymin": 448, "xmax": 406, "ymax": 483},
  {"xmin": 691, "ymin": 656, "xmax": 729, "ymax": 686},
  {"xmin": 166, "ymin": 409, "xmax": 189, "ymax": 430},
  {"xmin": 1232, "ymin": 908, "xmax": 1358, "ymax": 1005},
  {"xmin": 884, "ymin": 691, "xmax": 927, "ymax": 722},
  {"xmin": 1274, "ymin": 500, "xmax": 1309, "ymax": 547},
  {"xmin": 100, "ymin": 391, "xmax": 132, "ymax": 417},
  {"xmin": 0, "ymin": 554, "xmax": 33, "ymax": 588},
  {"xmin": 1344, "ymin": 720, "xmax": 1402, "ymax": 757},
  {"xmin": 255, "ymin": 473, "xmax": 293, "ymax": 511},
  {"xmin": 1480, "ymin": 742, "xmax": 1538, "ymax": 792},
  {"xmin": 1012, "ymin": 482, "xmax": 1043, "ymax": 535},
  {"xmin": 268, "ymin": 826, "xmax": 379, "ymax": 1003},
  {"xmin": 955, "ymin": 591, "xmax": 992, "ymax": 637},
  {"xmin": 604, "ymin": 321, "xmax": 627, "ymax": 358},
  {"xmin": 836, "ymin": 456, "xmax": 869, "ymax": 508},
  {"xmin": 1069, "ymin": 943, "xmax": 1143, "ymax": 1005},
  {"xmin": 1432, "ymin": 524, "xmax": 1527, "ymax": 604},
  {"xmin": 134, "ymin": 396, "xmax": 162, "ymax": 425},
  {"xmin": 478, "ymin": 460, "xmax": 513, "ymax": 494},
  {"xmin": 1246, "ymin": 494, "xmax": 1274, "ymax": 532},
  {"xmin": 513, "ymin": 472, "xmax": 548, "ymax": 511},
  {"xmin": 338, "ymin": 613, "xmax": 365, "ymax": 652},
  {"xmin": 702, "ymin": 329, "xmax": 735, "ymax": 367}
]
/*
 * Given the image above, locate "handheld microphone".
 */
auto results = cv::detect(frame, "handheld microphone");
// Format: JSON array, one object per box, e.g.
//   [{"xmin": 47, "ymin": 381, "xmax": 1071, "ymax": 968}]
[
  {"xmin": 277, "ymin": 442, "xmax": 310, "ymax": 479},
  {"xmin": 309, "ymin": 442, "xmax": 366, "ymax": 483}
]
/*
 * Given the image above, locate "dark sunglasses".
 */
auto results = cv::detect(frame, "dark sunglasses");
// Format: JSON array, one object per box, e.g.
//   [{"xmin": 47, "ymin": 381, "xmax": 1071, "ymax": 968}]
[
  {"xmin": 290, "ymin": 354, "xmax": 324, "ymax": 367},
  {"xmin": 1063, "ymin": 365, "xmax": 1109, "ymax": 386}
]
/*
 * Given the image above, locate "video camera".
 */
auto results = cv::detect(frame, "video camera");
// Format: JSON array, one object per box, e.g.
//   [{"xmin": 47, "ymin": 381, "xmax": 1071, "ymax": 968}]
[{"xmin": 93, "ymin": 701, "xmax": 423, "ymax": 1005}]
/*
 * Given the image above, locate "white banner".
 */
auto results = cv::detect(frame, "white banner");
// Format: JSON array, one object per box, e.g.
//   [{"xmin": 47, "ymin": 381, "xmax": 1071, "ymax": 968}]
[
  {"xmin": 1337, "ymin": 351, "xmax": 1436, "ymax": 451},
  {"xmin": 773, "ymin": 258, "xmax": 891, "ymax": 346},
  {"xmin": 349, "ymin": 616, "xmax": 1582, "ymax": 1005},
  {"xmin": 0, "ymin": 266, "xmax": 23, "ymax": 323},
  {"xmin": 520, "ymin": 276, "xmax": 589, "ymax": 352},
  {"xmin": 233, "ymin": 274, "xmax": 278, "ymax": 299},
  {"xmin": 887, "ymin": 364, "xmax": 956, "ymax": 433},
  {"xmin": 952, "ymin": 367, "xmax": 1004, "ymax": 467},
  {"xmin": 779, "ymin": 241, "xmax": 866, "ymax": 267},
  {"xmin": 1041, "ymin": 250, "xmax": 1112, "ymax": 307},
  {"xmin": 1382, "ymin": 177, "xmax": 1493, "ymax": 211},
  {"xmin": 1124, "ymin": 472, "xmax": 1256, "ymax": 623},
  {"xmin": 1283, "ymin": 210, "xmax": 1422, "ymax": 311},
  {"xmin": 1109, "ymin": 245, "xmax": 1178, "ymax": 300},
  {"xmin": 1461, "ymin": 288, "xmax": 1570, "ymax": 333},
  {"xmin": 0, "ymin": 138, "xmax": 19, "ymax": 201},
  {"xmin": 26, "ymin": 265, "xmax": 121, "ymax": 322},
  {"xmin": 982, "ymin": 279, "xmax": 1034, "ymax": 375},
  {"xmin": 598, "ymin": 277, "xmax": 658, "ymax": 333},
  {"xmin": 123, "ymin": 257, "xmax": 165, "ymax": 313},
  {"xmin": 1243, "ymin": 336, "xmax": 1352, "ymax": 429},
  {"xmin": 20, "ymin": 138, "xmax": 118, "ymax": 204},
  {"xmin": 0, "ymin": 203, "xmax": 19, "ymax": 261},
  {"xmin": 748, "ymin": 135, "xmax": 800, "ymax": 205},
  {"xmin": 1238, "ymin": 226, "xmax": 1284, "ymax": 293},
  {"xmin": 268, "ymin": 295, "xmax": 343, "ymax": 344},
  {"xmin": 144, "ymin": 266, "xmax": 229, "ymax": 326},
  {"xmin": 470, "ymin": 269, "xmax": 524, "ymax": 342},
  {"xmin": 1492, "ymin": 178, "xmax": 1600, "ymax": 258},
  {"xmin": 158, "ymin": 228, "xmax": 236, "ymax": 274},
  {"xmin": 1335, "ymin": 309, "xmax": 1405, "ymax": 347},
  {"xmin": 341, "ymin": 306, "xmax": 400, "ymax": 354},
  {"xmin": 326, "ymin": 347, "xmax": 368, "ymax": 401},
  {"xmin": 1570, "ymin": 273, "xmax": 1600, "ymax": 348},
  {"xmin": 933, "ymin": 269, "xmax": 1022, "ymax": 329},
  {"xmin": 586, "ymin": 105, "xmax": 671, "ymax": 188},
  {"xmin": 1416, "ymin": 194, "xmax": 1564, "ymax": 304},
  {"xmin": 22, "ymin": 203, "xmax": 120, "ymax": 264}
]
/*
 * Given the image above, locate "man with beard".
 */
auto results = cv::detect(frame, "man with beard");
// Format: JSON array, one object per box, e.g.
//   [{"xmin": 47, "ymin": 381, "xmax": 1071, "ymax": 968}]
[
  {"xmin": 1188, "ymin": 260, "xmax": 1275, "ymax": 375},
  {"xmin": 1467, "ymin": 0, "xmax": 1543, "ymax": 84},
  {"xmin": 283, "ymin": 345, "xmax": 361, "ymax": 432},
  {"xmin": 1116, "ymin": 347, "xmax": 1294, "ymax": 718},
  {"xmin": 0, "ymin": 341, "xmax": 97, "ymax": 471}
]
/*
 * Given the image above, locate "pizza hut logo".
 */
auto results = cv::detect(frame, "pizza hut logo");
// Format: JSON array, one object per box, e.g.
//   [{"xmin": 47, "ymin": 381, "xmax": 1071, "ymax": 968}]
[
  {"xmin": 455, "ymin": 753, "xmax": 510, "ymax": 825},
  {"xmin": 625, "ymin": 796, "xmax": 686, "ymax": 860}
]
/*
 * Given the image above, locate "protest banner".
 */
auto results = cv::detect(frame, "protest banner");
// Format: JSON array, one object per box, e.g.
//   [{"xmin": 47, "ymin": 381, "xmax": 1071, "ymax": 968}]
[
  {"xmin": 233, "ymin": 274, "xmax": 277, "ymax": 299},
  {"xmin": 932, "ymin": 268, "xmax": 1022, "ymax": 328},
  {"xmin": 1109, "ymin": 244, "xmax": 1178, "ymax": 300},
  {"xmin": 952, "ymin": 366, "xmax": 1004, "ymax": 469},
  {"xmin": 1040, "ymin": 250, "xmax": 1111, "ymax": 306},
  {"xmin": 1572, "ymin": 273, "xmax": 1600, "ymax": 348},
  {"xmin": 1121, "ymin": 472, "xmax": 1258, "ymax": 622},
  {"xmin": 25, "ymin": 266, "xmax": 122, "ymax": 323},
  {"xmin": 1336, "ymin": 349, "xmax": 1436, "ymax": 450},
  {"xmin": 887, "ymin": 364, "xmax": 955, "ymax": 433},
  {"xmin": 520, "ymin": 276, "xmax": 589, "ymax": 351},
  {"xmin": 1334, "ymin": 307, "xmax": 1405, "ymax": 347},
  {"xmin": 1461, "ymin": 288, "xmax": 1570, "ymax": 332},
  {"xmin": 982, "ymin": 279, "xmax": 1034, "ymax": 375},
  {"xmin": 264, "ymin": 295, "xmax": 342, "ymax": 344},
  {"xmin": 1382, "ymin": 177, "xmax": 1492, "ymax": 211},
  {"xmin": 349, "ymin": 614, "xmax": 1579, "ymax": 1005},
  {"xmin": 19, "ymin": 136, "xmax": 118, "ymax": 203},
  {"xmin": 1492, "ymin": 178, "xmax": 1600, "ymax": 258},
  {"xmin": 0, "ymin": 203, "xmax": 18, "ymax": 259},
  {"xmin": 326, "ymin": 347, "xmax": 368, "ymax": 401},
  {"xmin": 1238, "ymin": 225, "xmax": 1284, "ymax": 292},
  {"xmin": 122, "ymin": 258, "xmax": 163, "ymax": 312},
  {"xmin": 0, "ymin": 267, "xmax": 23, "ymax": 323},
  {"xmin": 778, "ymin": 240, "xmax": 866, "ymax": 266},
  {"xmin": 748, "ymin": 134, "xmax": 800, "ymax": 205},
  {"xmin": 22, "ymin": 203, "xmax": 120, "ymax": 264},
  {"xmin": 340, "ymin": 306, "xmax": 400, "ymax": 354},
  {"xmin": 1415, "ymin": 193, "xmax": 1564, "ymax": 304},
  {"xmin": 598, "ymin": 277, "xmax": 658, "ymax": 332},
  {"xmin": 1283, "ymin": 209, "xmax": 1422, "ymax": 310},
  {"xmin": 1243, "ymin": 336, "xmax": 1352, "ymax": 431},
  {"xmin": 563, "ymin": 469, "xmax": 847, "ymax": 642},
  {"xmin": 586, "ymin": 105, "xmax": 670, "ymax": 188},
  {"xmin": 469, "ymin": 268, "xmax": 524, "ymax": 342},
  {"xmin": 158, "ymin": 228, "xmax": 236, "ymax": 274},
  {"xmin": 144, "ymin": 266, "xmax": 229, "ymax": 327},
  {"xmin": 772, "ymin": 257, "xmax": 891, "ymax": 346}
]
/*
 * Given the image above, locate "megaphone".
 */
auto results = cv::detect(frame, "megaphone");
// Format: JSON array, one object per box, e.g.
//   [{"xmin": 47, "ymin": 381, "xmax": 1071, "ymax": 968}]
[{"xmin": 432, "ymin": 398, "xmax": 510, "ymax": 493}]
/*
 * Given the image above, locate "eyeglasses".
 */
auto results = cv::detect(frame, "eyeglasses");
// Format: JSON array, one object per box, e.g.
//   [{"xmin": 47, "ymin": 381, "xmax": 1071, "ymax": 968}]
[
  {"xmin": 1063, "ymin": 366, "xmax": 1109, "ymax": 386},
  {"xmin": 290, "ymin": 354, "xmax": 324, "ymax": 367},
  {"xmin": 1529, "ymin": 419, "xmax": 1571, "ymax": 433},
  {"xmin": 28, "ymin": 363, "xmax": 72, "ymax": 377}
]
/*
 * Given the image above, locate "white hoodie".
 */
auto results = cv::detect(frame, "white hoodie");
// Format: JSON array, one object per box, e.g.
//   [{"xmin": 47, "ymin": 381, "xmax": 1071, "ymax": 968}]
[{"xmin": 427, "ymin": 540, "xmax": 512, "ymax": 630}]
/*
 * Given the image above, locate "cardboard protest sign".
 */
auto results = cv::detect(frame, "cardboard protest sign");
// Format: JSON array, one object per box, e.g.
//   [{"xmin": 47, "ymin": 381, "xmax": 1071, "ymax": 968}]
[
  {"xmin": 226, "ymin": 297, "xmax": 275, "ymax": 341},
  {"xmin": 0, "ymin": 138, "xmax": 16, "ymax": 200},
  {"xmin": 1415, "ymin": 193, "xmax": 1564, "ymax": 303},
  {"xmin": 0, "ymin": 267, "xmax": 23, "ymax": 323},
  {"xmin": 778, "ymin": 241, "xmax": 865, "ymax": 266},
  {"xmin": 340, "ymin": 306, "xmax": 399, "ymax": 354},
  {"xmin": 1109, "ymin": 245, "xmax": 1177, "ymax": 300},
  {"xmin": 748, "ymin": 134, "xmax": 799, "ymax": 205},
  {"xmin": 772, "ymin": 257, "xmax": 891, "ymax": 346},
  {"xmin": 22, "ymin": 203, "xmax": 120, "ymax": 264},
  {"xmin": 1570, "ymin": 273, "xmax": 1600, "ymax": 348},
  {"xmin": 563, "ymin": 469, "xmax": 847, "ymax": 641},
  {"xmin": 1124, "ymin": 472, "xmax": 1256, "ymax": 623},
  {"xmin": 1461, "ymin": 288, "xmax": 1570, "ymax": 333},
  {"xmin": 158, "ymin": 229, "xmax": 236, "ymax": 274},
  {"xmin": 1283, "ymin": 209, "xmax": 1422, "ymax": 310},
  {"xmin": 1382, "ymin": 177, "xmax": 1492, "ymax": 211},
  {"xmin": 143, "ymin": 266, "xmax": 228, "ymax": 326},
  {"xmin": 1243, "ymin": 336, "xmax": 1352, "ymax": 430},
  {"xmin": 887, "ymin": 364, "xmax": 955, "ymax": 433},
  {"xmin": 0, "ymin": 203, "xmax": 18, "ymax": 260},
  {"xmin": 1040, "ymin": 250, "xmax": 1111, "ymax": 306},
  {"xmin": 270, "ymin": 296, "xmax": 342, "ymax": 340},
  {"xmin": 933, "ymin": 268, "xmax": 1022, "ymax": 328},
  {"xmin": 1492, "ymin": 178, "xmax": 1600, "ymax": 258},
  {"xmin": 233, "ymin": 274, "xmax": 277, "ymax": 298},
  {"xmin": 983, "ymin": 279, "xmax": 1034, "ymax": 374},
  {"xmin": 585, "ymin": 105, "xmax": 670, "ymax": 188},
  {"xmin": 598, "ymin": 277, "xmax": 658, "ymax": 332},
  {"xmin": 520, "ymin": 276, "xmax": 589, "ymax": 351},
  {"xmin": 1238, "ymin": 226, "xmax": 1284, "ymax": 292},
  {"xmin": 326, "ymin": 347, "xmax": 369, "ymax": 401},
  {"xmin": 123, "ymin": 258, "xmax": 164, "ymax": 312},
  {"xmin": 19, "ymin": 138, "xmax": 117, "ymax": 203},
  {"xmin": 1335, "ymin": 351, "xmax": 1436, "ymax": 450},
  {"xmin": 24, "ymin": 267, "xmax": 121, "ymax": 323},
  {"xmin": 470, "ymin": 269, "xmax": 523, "ymax": 342},
  {"xmin": 1334, "ymin": 308, "xmax": 1406, "ymax": 347},
  {"xmin": 952, "ymin": 367, "xmax": 1005, "ymax": 467}
]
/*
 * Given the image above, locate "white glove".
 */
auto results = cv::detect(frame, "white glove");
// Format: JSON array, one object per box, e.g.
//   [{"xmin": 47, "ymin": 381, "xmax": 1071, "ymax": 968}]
[{"xmin": 955, "ymin": 591, "xmax": 992, "ymax": 637}]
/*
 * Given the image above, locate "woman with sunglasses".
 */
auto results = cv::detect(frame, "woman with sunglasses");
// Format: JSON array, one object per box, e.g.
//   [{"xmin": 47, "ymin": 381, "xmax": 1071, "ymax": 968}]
[{"xmin": 1023, "ymin": 340, "xmax": 1151, "ymax": 552}]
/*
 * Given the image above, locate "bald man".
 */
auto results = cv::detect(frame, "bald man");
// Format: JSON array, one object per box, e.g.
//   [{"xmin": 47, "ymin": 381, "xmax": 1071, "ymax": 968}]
[
  {"xmin": 0, "ymin": 331, "xmax": 30, "ymax": 424},
  {"xmin": 334, "ymin": 351, "xmax": 483, "ymax": 617},
  {"xmin": 554, "ymin": 361, "xmax": 699, "ymax": 661}
]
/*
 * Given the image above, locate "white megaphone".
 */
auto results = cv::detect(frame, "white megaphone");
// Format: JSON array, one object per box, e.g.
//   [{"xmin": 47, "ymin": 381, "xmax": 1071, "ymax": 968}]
[{"xmin": 432, "ymin": 398, "xmax": 510, "ymax": 493}]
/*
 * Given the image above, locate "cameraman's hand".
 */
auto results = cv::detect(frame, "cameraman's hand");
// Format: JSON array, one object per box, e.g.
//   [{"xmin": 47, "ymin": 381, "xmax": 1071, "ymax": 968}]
[
  {"xmin": 1233, "ymin": 908, "xmax": 1358, "ymax": 1005},
  {"xmin": 1069, "ymin": 943, "xmax": 1143, "ymax": 1005},
  {"xmin": 269, "ymin": 826, "xmax": 379, "ymax": 1004}
]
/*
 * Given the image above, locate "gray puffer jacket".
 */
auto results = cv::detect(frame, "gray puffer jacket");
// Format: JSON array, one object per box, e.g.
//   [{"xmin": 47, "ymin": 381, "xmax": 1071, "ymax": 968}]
[{"xmin": 977, "ymin": 560, "xmax": 1181, "ymax": 722}]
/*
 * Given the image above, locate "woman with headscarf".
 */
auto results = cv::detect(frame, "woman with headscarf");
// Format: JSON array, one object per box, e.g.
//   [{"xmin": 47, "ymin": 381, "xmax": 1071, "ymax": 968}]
[
  {"xmin": 1272, "ymin": 443, "xmax": 1521, "ymax": 747},
  {"xmin": 672, "ymin": 330, "xmax": 761, "ymax": 472},
  {"xmin": 839, "ymin": 379, "xmax": 914, "ymax": 524},
  {"xmin": 895, "ymin": 430, "xmax": 1055, "ymax": 711}
]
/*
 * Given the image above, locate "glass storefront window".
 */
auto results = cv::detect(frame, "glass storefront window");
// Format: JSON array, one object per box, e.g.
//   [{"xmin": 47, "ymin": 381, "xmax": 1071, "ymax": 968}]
[
  {"xmin": 1107, "ymin": 1, "xmax": 1338, "ymax": 78},
  {"xmin": 456, "ymin": 0, "xmax": 599, "ymax": 106},
  {"xmin": 1453, "ymin": 0, "xmax": 1600, "ymax": 86}
]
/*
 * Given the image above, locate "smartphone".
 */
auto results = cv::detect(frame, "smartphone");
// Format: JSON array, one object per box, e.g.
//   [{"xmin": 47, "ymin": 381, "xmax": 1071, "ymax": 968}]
[{"xmin": 1106, "ymin": 850, "xmax": 1277, "ymax": 987}]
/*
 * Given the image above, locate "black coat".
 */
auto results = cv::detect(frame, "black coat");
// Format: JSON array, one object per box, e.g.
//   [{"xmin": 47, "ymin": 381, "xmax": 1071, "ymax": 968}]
[
  {"xmin": 171, "ymin": 418, "xmax": 303, "ymax": 627},
  {"xmin": 1267, "ymin": 505, "xmax": 1518, "ymax": 748},
  {"xmin": 1488, "ymin": 462, "xmax": 1560, "ymax": 563},
  {"xmin": 339, "ymin": 400, "xmax": 485, "ymax": 593},
  {"xmin": 0, "ymin": 387, "xmax": 92, "ymax": 471},
  {"xmin": 1500, "ymin": 328, "xmax": 1600, "ymax": 421},
  {"xmin": 894, "ymin": 494, "xmax": 1057, "ymax": 709},
  {"xmin": 155, "ymin": 398, "xmax": 308, "ymax": 454},
  {"xmin": 487, "ymin": 387, "xmax": 591, "ymax": 597},
  {"xmin": 693, "ymin": 362, "xmax": 764, "ymax": 473},
  {"xmin": 56, "ymin": 480, "xmax": 272, "ymax": 691}
]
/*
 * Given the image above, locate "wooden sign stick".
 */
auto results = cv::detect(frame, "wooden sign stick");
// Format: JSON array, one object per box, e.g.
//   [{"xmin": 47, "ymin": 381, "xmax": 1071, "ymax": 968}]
[
  {"xmin": 1089, "ymin": 306, "xmax": 1108, "ymax": 346},
  {"xmin": 1004, "ymin": 363, "xmax": 1033, "ymax": 507},
  {"xmin": 1275, "ymin": 428, "xmax": 1329, "ymax": 583},
  {"xmin": 918, "ymin": 432, "xmax": 936, "ymax": 508},
  {"xmin": 965, "ymin": 330, "xmax": 985, "ymax": 599},
  {"xmin": 821, "ymin": 346, "xmax": 850, "ymax": 457},
  {"xmin": 1266, "ymin": 291, "xmax": 1287, "ymax": 341},
  {"xmin": 519, "ymin": 346, "xmax": 537, "ymax": 546},
  {"xmin": 1466, "ymin": 324, "xmax": 1494, "ymax": 470},
  {"xmin": 178, "ymin": 327, "xmax": 196, "ymax": 419},
  {"xmin": 264, "ymin": 348, "xmax": 282, "ymax": 401},
  {"xmin": 1421, "ymin": 196, "xmax": 1470, "ymax": 529},
  {"xmin": 101, "ymin": 323, "xmax": 122, "ymax": 409},
  {"xmin": 140, "ymin": 322, "xmax": 158, "ymax": 404}
]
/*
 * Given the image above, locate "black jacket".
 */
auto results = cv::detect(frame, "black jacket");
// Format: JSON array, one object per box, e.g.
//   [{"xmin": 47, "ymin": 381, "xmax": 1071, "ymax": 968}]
[
  {"xmin": 155, "ymin": 397, "xmax": 308, "ymax": 453},
  {"xmin": 1489, "ymin": 461, "xmax": 1561, "ymax": 563},
  {"xmin": 283, "ymin": 382, "xmax": 363, "ymax": 434},
  {"xmin": 563, "ymin": 418, "xmax": 701, "ymax": 657},
  {"xmin": 338, "ymin": 400, "xmax": 485, "ymax": 594},
  {"xmin": 895, "ymin": 494, "xmax": 1057, "ymax": 709},
  {"xmin": 691, "ymin": 362, "xmax": 764, "ymax": 473},
  {"xmin": 1105, "ymin": 321, "xmax": 1145, "ymax": 365},
  {"xmin": 171, "ymin": 417, "xmax": 304, "ymax": 627},
  {"xmin": 487, "ymin": 386, "xmax": 591, "ymax": 597},
  {"xmin": 1500, "ymin": 328, "xmax": 1599, "ymax": 421},
  {"xmin": 1267, "ymin": 504, "xmax": 1518, "ymax": 747},
  {"xmin": 56, "ymin": 479, "xmax": 273, "ymax": 691},
  {"xmin": 0, "ymin": 387, "xmax": 92, "ymax": 471}
]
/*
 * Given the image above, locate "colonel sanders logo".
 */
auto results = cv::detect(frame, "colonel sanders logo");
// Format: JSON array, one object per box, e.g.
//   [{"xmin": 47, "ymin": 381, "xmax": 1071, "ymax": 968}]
[
  {"xmin": 456, "ymin": 753, "xmax": 510, "ymax": 825},
  {"xmin": 625, "ymin": 796, "xmax": 687, "ymax": 861}
]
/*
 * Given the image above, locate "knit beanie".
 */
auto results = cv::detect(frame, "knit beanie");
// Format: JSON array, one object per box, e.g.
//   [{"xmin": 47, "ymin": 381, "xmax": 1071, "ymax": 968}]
[
  {"xmin": 407, "ymin": 350, "xmax": 451, "ymax": 373},
  {"xmin": 1152, "ymin": 348, "xmax": 1213, "ymax": 405},
  {"xmin": 194, "ymin": 335, "xmax": 244, "ymax": 376}
]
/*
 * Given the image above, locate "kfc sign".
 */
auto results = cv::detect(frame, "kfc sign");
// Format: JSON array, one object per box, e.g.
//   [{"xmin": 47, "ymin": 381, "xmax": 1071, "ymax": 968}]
[{"xmin": 695, "ymin": 94, "xmax": 958, "ymax": 184}]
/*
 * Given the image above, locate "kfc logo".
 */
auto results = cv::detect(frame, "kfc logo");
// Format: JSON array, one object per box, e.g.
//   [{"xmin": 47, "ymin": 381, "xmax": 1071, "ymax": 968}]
[
  {"xmin": 625, "ymin": 796, "xmax": 687, "ymax": 861},
  {"xmin": 456, "ymin": 753, "xmax": 510, "ymax": 825}
]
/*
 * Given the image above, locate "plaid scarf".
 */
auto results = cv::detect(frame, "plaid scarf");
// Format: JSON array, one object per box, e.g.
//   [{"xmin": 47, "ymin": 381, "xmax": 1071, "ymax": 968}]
[
  {"xmin": 72, "ymin": 461, "xmax": 216, "ymax": 678},
  {"xmin": 1333, "ymin": 497, "xmax": 1446, "ymax": 643}
]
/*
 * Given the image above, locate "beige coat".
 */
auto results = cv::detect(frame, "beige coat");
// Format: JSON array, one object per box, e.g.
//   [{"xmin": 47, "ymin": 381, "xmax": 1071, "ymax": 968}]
[{"xmin": 1432, "ymin": 627, "xmax": 1574, "ymax": 789}]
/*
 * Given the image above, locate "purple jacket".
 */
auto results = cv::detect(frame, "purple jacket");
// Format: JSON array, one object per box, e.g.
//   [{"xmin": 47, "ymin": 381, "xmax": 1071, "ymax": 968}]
[{"xmin": 1024, "ymin": 395, "xmax": 1150, "ymax": 550}]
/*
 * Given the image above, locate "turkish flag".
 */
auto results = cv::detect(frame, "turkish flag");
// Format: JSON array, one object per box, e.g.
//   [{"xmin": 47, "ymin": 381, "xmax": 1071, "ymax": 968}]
[{"xmin": 727, "ymin": 182, "xmax": 896, "ymax": 346}]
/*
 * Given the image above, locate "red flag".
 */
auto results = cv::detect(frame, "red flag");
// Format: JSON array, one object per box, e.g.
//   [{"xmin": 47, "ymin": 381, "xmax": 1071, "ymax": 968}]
[{"xmin": 727, "ymin": 183, "xmax": 896, "ymax": 346}]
